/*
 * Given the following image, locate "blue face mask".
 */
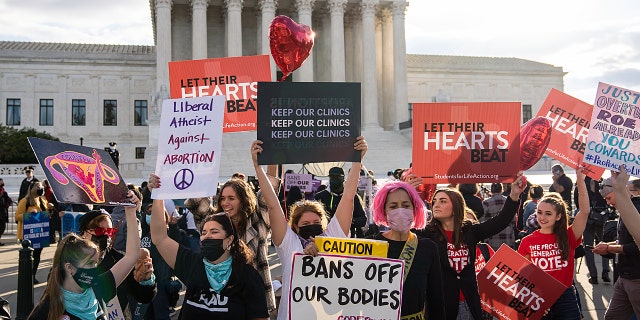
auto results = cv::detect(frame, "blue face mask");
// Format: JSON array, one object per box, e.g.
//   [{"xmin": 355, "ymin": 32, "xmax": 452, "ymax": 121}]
[
  {"xmin": 145, "ymin": 214, "xmax": 151, "ymax": 226},
  {"xmin": 203, "ymin": 256, "xmax": 232, "ymax": 293}
]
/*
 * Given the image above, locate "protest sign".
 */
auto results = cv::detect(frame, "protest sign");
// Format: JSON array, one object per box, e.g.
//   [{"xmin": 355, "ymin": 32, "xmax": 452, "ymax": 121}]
[
  {"xmin": 288, "ymin": 253, "xmax": 403, "ymax": 320},
  {"xmin": 584, "ymin": 82, "xmax": 640, "ymax": 175},
  {"xmin": 537, "ymin": 89, "xmax": 605, "ymax": 179},
  {"xmin": 477, "ymin": 245, "xmax": 566, "ymax": 320},
  {"xmin": 284, "ymin": 173, "xmax": 313, "ymax": 192},
  {"xmin": 153, "ymin": 96, "xmax": 225, "ymax": 199},
  {"xmin": 256, "ymin": 82, "xmax": 362, "ymax": 165},
  {"xmin": 61, "ymin": 211, "xmax": 85, "ymax": 237},
  {"xmin": 412, "ymin": 102, "xmax": 521, "ymax": 184},
  {"xmin": 168, "ymin": 55, "xmax": 271, "ymax": 132},
  {"xmin": 315, "ymin": 236, "xmax": 389, "ymax": 258},
  {"xmin": 23, "ymin": 211, "xmax": 50, "ymax": 249},
  {"xmin": 358, "ymin": 177, "xmax": 371, "ymax": 192},
  {"xmin": 28, "ymin": 138, "xmax": 132, "ymax": 207}
]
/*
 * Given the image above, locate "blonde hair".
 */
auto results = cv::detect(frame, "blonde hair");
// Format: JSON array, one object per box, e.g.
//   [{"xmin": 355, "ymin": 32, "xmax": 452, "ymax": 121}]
[{"xmin": 288, "ymin": 200, "xmax": 329, "ymax": 231}]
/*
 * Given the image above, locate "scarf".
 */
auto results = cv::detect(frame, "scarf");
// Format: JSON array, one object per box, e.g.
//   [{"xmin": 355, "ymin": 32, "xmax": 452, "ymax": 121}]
[
  {"xmin": 62, "ymin": 286, "xmax": 99, "ymax": 320},
  {"xmin": 203, "ymin": 256, "xmax": 233, "ymax": 293}
]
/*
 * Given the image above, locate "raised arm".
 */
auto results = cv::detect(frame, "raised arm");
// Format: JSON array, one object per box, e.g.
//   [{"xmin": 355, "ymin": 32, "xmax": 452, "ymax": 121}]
[
  {"xmin": 148, "ymin": 174, "xmax": 179, "ymax": 269},
  {"xmin": 611, "ymin": 165, "xmax": 640, "ymax": 247},
  {"xmin": 335, "ymin": 136, "xmax": 367, "ymax": 236},
  {"xmin": 571, "ymin": 167, "xmax": 590, "ymax": 240},
  {"xmin": 110, "ymin": 191, "xmax": 141, "ymax": 286},
  {"xmin": 251, "ymin": 141, "xmax": 288, "ymax": 246}
]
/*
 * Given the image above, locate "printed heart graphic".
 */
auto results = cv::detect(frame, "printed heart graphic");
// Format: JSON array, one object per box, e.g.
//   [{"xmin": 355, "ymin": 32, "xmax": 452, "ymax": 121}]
[
  {"xmin": 519, "ymin": 116, "xmax": 552, "ymax": 171},
  {"xmin": 269, "ymin": 15, "xmax": 314, "ymax": 81}
]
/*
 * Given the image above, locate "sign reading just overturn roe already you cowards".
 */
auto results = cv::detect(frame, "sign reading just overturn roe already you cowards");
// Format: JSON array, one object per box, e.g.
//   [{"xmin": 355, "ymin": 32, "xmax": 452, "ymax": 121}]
[
  {"xmin": 584, "ymin": 82, "xmax": 640, "ymax": 176},
  {"xmin": 257, "ymin": 82, "xmax": 361, "ymax": 165},
  {"xmin": 412, "ymin": 102, "xmax": 521, "ymax": 184},
  {"xmin": 168, "ymin": 55, "xmax": 271, "ymax": 132}
]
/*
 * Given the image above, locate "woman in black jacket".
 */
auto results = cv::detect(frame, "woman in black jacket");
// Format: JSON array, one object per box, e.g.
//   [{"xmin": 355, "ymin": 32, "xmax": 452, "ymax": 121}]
[{"xmin": 415, "ymin": 172, "xmax": 524, "ymax": 320}]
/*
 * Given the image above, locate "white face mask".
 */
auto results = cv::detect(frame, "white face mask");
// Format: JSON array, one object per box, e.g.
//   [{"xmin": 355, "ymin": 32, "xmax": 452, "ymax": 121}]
[{"xmin": 387, "ymin": 208, "xmax": 414, "ymax": 232}]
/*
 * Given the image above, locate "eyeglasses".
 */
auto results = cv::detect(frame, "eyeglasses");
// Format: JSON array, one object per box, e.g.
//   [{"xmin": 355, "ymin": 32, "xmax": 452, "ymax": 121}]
[{"xmin": 92, "ymin": 227, "xmax": 118, "ymax": 237}]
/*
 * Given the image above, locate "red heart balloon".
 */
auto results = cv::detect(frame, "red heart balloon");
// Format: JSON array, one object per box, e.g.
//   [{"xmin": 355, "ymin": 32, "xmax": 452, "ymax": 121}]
[
  {"xmin": 519, "ymin": 116, "xmax": 552, "ymax": 171},
  {"xmin": 269, "ymin": 15, "xmax": 314, "ymax": 81}
]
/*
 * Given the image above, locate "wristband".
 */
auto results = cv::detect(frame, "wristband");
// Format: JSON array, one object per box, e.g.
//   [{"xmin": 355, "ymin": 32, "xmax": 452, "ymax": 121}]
[{"xmin": 140, "ymin": 273, "xmax": 155, "ymax": 286}]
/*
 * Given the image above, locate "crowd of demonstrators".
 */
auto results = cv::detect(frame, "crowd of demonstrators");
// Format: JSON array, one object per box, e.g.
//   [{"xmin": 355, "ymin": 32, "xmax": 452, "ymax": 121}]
[
  {"xmin": 371, "ymin": 181, "xmax": 445, "ymax": 319},
  {"xmin": 479, "ymin": 183, "xmax": 514, "ymax": 250},
  {"xmin": 253, "ymin": 137, "xmax": 367, "ymax": 320},
  {"xmin": 0, "ymin": 178, "xmax": 11, "ymax": 246},
  {"xmin": 27, "ymin": 191, "xmax": 141, "ymax": 320},
  {"xmin": 518, "ymin": 167, "xmax": 590, "ymax": 319},
  {"xmin": 414, "ymin": 172, "xmax": 525, "ymax": 320},
  {"xmin": 314, "ymin": 166, "xmax": 368, "ymax": 238},
  {"xmin": 459, "ymin": 183, "xmax": 485, "ymax": 219}
]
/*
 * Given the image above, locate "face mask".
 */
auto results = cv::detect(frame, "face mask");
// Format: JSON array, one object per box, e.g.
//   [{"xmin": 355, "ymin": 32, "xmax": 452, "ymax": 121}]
[
  {"xmin": 91, "ymin": 234, "xmax": 110, "ymax": 252},
  {"xmin": 72, "ymin": 266, "xmax": 101, "ymax": 290},
  {"xmin": 297, "ymin": 224, "xmax": 324, "ymax": 240},
  {"xmin": 329, "ymin": 178, "xmax": 344, "ymax": 192},
  {"xmin": 145, "ymin": 214, "xmax": 151, "ymax": 226},
  {"xmin": 36, "ymin": 188, "xmax": 45, "ymax": 196},
  {"xmin": 387, "ymin": 208, "xmax": 414, "ymax": 232},
  {"xmin": 201, "ymin": 238, "xmax": 226, "ymax": 262}
]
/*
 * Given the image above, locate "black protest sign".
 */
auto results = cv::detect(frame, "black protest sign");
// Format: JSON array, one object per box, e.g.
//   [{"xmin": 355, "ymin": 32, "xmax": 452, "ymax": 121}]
[{"xmin": 257, "ymin": 82, "xmax": 361, "ymax": 165}]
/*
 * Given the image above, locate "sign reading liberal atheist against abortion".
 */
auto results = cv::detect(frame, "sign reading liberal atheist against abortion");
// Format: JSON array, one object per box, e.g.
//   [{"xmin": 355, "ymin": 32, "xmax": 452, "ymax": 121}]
[
  {"xmin": 288, "ymin": 253, "xmax": 403, "ymax": 320},
  {"xmin": 477, "ymin": 245, "xmax": 567, "ymax": 320},
  {"xmin": 537, "ymin": 89, "xmax": 605, "ymax": 180},
  {"xmin": 411, "ymin": 102, "xmax": 521, "ymax": 184},
  {"xmin": 168, "ymin": 55, "xmax": 271, "ymax": 133},
  {"xmin": 584, "ymin": 82, "xmax": 640, "ymax": 176},
  {"xmin": 28, "ymin": 138, "xmax": 132, "ymax": 207},
  {"xmin": 153, "ymin": 96, "xmax": 225, "ymax": 199},
  {"xmin": 256, "ymin": 82, "xmax": 361, "ymax": 165}
]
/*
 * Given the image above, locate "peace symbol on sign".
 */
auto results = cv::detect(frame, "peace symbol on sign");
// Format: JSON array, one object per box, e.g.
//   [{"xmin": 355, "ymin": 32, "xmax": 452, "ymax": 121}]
[{"xmin": 174, "ymin": 169, "xmax": 194, "ymax": 190}]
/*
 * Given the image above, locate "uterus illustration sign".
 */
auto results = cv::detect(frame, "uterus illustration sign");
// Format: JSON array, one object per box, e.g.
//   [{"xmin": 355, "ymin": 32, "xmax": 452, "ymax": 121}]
[{"xmin": 28, "ymin": 138, "xmax": 133, "ymax": 206}]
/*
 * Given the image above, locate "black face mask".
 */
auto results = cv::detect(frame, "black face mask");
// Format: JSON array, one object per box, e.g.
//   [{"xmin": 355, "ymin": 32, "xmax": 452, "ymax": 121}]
[
  {"xmin": 91, "ymin": 235, "xmax": 110, "ymax": 252},
  {"xmin": 73, "ymin": 266, "xmax": 101, "ymax": 289},
  {"xmin": 329, "ymin": 178, "xmax": 344, "ymax": 192},
  {"xmin": 297, "ymin": 224, "xmax": 323, "ymax": 240},
  {"xmin": 201, "ymin": 238, "xmax": 226, "ymax": 261},
  {"xmin": 36, "ymin": 188, "xmax": 45, "ymax": 196}
]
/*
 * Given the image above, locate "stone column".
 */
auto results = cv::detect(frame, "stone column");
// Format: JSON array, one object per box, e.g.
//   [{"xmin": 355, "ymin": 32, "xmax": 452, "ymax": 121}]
[
  {"xmin": 362, "ymin": 0, "xmax": 379, "ymax": 128},
  {"xmin": 392, "ymin": 1, "xmax": 408, "ymax": 126},
  {"xmin": 225, "ymin": 0, "xmax": 243, "ymax": 57},
  {"xmin": 328, "ymin": 0, "xmax": 347, "ymax": 82},
  {"xmin": 259, "ymin": 0, "xmax": 277, "ymax": 81},
  {"xmin": 344, "ymin": 13, "xmax": 354, "ymax": 82},
  {"xmin": 191, "ymin": 0, "xmax": 209, "ymax": 59},
  {"xmin": 295, "ymin": 0, "xmax": 315, "ymax": 82},
  {"xmin": 381, "ymin": 7, "xmax": 395, "ymax": 130}
]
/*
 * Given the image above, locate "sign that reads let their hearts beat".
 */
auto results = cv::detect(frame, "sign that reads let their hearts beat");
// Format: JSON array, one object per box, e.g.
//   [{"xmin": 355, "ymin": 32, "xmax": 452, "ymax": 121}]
[
  {"xmin": 584, "ymin": 82, "xmax": 640, "ymax": 176},
  {"xmin": 412, "ymin": 102, "xmax": 521, "ymax": 184},
  {"xmin": 153, "ymin": 96, "xmax": 225, "ymax": 199}
]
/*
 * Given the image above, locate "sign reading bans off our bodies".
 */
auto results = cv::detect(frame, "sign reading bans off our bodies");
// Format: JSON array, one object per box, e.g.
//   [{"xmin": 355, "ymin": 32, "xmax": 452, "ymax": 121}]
[
  {"xmin": 288, "ymin": 253, "xmax": 403, "ymax": 320},
  {"xmin": 411, "ymin": 102, "xmax": 521, "ymax": 184},
  {"xmin": 584, "ymin": 82, "xmax": 640, "ymax": 176},
  {"xmin": 257, "ymin": 82, "xmax": 361, "ymax": 165}
]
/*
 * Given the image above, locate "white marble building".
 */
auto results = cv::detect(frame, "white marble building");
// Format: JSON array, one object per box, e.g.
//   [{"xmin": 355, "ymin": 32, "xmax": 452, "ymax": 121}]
[{"xmin": 0, "ymin": 0, "xmax": 565, "ymax": 180}]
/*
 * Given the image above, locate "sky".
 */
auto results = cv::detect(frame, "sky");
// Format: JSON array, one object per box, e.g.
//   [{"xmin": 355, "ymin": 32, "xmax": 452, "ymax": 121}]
[{"xmin": 1, "ymin": 0, "xmax": 639, "ymax": 105}]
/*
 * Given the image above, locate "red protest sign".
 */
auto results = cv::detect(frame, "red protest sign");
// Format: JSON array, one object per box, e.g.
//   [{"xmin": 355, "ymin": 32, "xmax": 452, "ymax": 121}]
[
  {"xmin": 412, "ymin": 102, "xmax": 520, "ymax": 184},
  {"xmin": 168, "ymin": 55, "xmax": 271, "ymax": 132},
  {"xmin": 477, "ymin": 245, "xmax": 566, "ymax": 320},
  {"xmin": 537, "ymin": 88, "xmax": 605, "ymax": 179}
]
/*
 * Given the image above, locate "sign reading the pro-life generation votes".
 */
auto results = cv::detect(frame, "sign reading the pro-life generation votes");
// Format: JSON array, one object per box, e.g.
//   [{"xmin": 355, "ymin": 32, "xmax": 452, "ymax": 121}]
[
  {"xmin": 288, "ymin": 253, "xmax": 403, "ymax": 320},
  {"xmin": 29, "ymin": 138, "xmax": 133, "ymax": 207},
  {"xmin": 412, "ymin": 102, "xmax": 521, "ymax": 184},
  {"xmin": 477, "ymin": 245, "xmax": 566, "ymax": 320},
  {"xmin": 168, "ymin": 55, "xmax": 271, "ymax": 132},
  {"xmin": 537, "ymin": 89, "xmax": 605, "ymax": 179},
  {"xmin": 153, "ymin": 96, "xmax": 225, "ymax": 199},
  {"xmin": 23, "ymin": 211, "xmax": 50, "ymax": 249},
  {"xmin": 584, "ymin": 82, "xmax": 640, "ymax": 175},
  {"xmin": 257, "ymin": 82, "xmax": 361, "ymax": 165}
]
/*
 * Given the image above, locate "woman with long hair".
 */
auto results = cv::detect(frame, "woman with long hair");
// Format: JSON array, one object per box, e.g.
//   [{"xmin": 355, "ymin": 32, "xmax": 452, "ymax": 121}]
[
  {"xmin": 147, "ymin": 178, "xmax": 269, "ymax": 319},
  {"xmin": 371, "ymin": 180, "xmax": 445, "ymax": 319},
  {"xmin": 28, "ymin": 191, "xmax": 141, "ymax": 320},
  {"xmin": 213, "ymin": 177, "xmax": 275, "ymax": 313},
  {"xmin": 414, "ymin": 172, "xmax": 525, "ymax": 320},
  {"xmin": 517, "ymin": 168, "xmax": 589, "ymax": 319},
  {"xmin": 251, "ymin": 136, "xmax": 367, "ymax": 320},
  {"xmin": 15, "ymin": 180, "xmax": 55, "ymax": 283}
]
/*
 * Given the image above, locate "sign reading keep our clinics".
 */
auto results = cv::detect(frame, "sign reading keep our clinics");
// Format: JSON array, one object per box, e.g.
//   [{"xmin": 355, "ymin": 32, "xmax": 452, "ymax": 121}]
[
  {"xmin": 288, "ymin": 253, "xmax": 403, "ymax": 320},
  {"xmin": 584, "ymin": 82, "xmax": 640, "ymax": 176},
  {"xmin": 256, "ymin": 82, "xmax": 362, "ymax": 165}
]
